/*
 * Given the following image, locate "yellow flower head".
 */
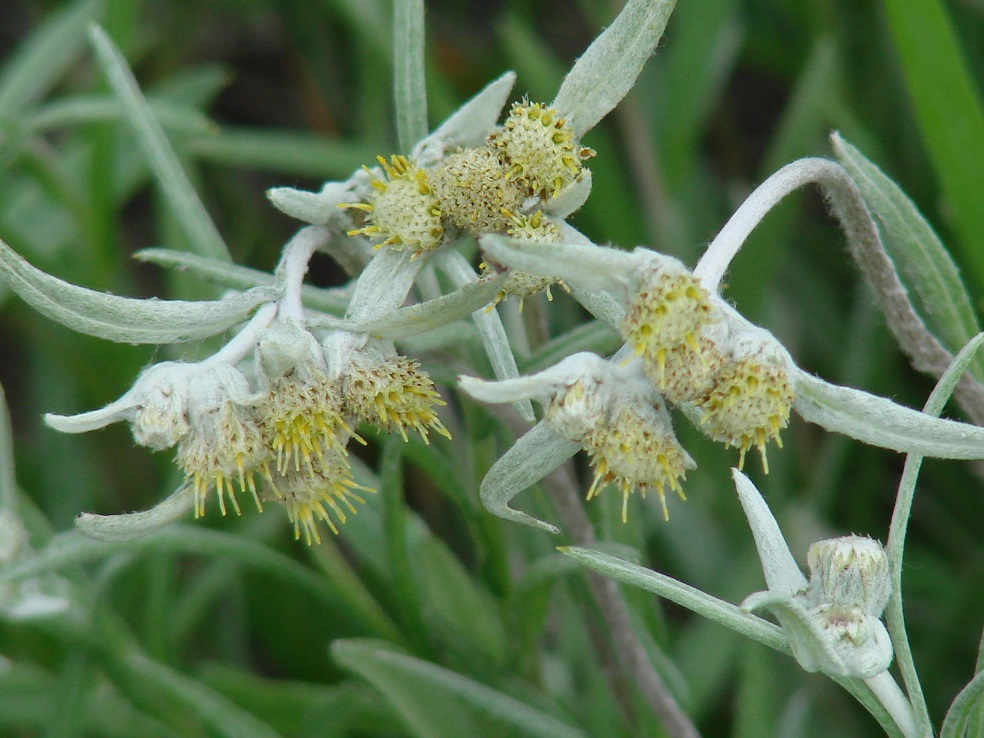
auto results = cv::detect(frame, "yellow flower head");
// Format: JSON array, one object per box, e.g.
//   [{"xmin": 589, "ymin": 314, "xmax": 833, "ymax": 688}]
[
  {"xmin": 257, "ymin": 366, "xmax": 354, "ymax": 476},
  {"xmin": 344, "ymin": 353, "xmax": 451, "ymax": 444},
  {"xmin": 581, "ymin": 397, "xmax": 693, "ymax": 522},
  {"xmin": 540, "ymin": 356, "xmax": 693, "ymax": 521},
  {"xmin": 696, "ymin": 331, "xmax": 794, "ymax": 472},
  {"xmin": 264, "ymin": 451, "xmax": 374, "ymax": 545},
  {"xmin": 622, "ymin": 260, "xmax": 713, "ymax": 378},
  {"xmin": 343, "ymin": 155, "xmax": 443, "ymax": 256},
  {"xmin": 428, "ymin": 146, "xmax": 526, "ymax": 235},
  {"xmin": 175, "ymin": 365, "xmax": 270, "ymax": 518},
  {"xmin": 490, "ymin": 101, "xmax": 594, "ymax": 199}
]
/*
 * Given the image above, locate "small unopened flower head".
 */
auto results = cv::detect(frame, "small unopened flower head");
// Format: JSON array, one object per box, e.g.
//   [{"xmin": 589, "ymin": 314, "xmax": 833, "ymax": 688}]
[
  {"xmin": 264, "ymin": 451, "xmax": 374, "ymax": 545},
  {"xmin": 255, "ymin": 322, "xmax": 355, "ymax": 475},
  {"xmin": 542, "ymin": 357, "xmax": 693, "ymax": 521},
  {"xmin": 622, "ymin": 257, "xmax": 713, "ymax": 380},
  {"xmin": 343, "ymin": 349, "xmax": 451, "ymax": 444},
  {"xmin": 343, "ymin": 155, "xmax": 443, "ymax": 255},
  {"xmin": 490, "ymin": 101, "xmax": 593, "ymax": 198},
  {"xmin": 484, "ymin": 210, "xmax": 567, "ymax": 308},
  {"xmin": 696, "ymin": 328, "xmax": 794, "ymax": 472},
  {"xmin": 428, "ymin": 146, "xmax": 526, "ymax": 235},
  {"xmin": 807, "ymin": 535, "xmax": 890, "ymax": 617},
  {"xmin": 175, "ymin": 364, "xmax": 269, "ymax": 518}
]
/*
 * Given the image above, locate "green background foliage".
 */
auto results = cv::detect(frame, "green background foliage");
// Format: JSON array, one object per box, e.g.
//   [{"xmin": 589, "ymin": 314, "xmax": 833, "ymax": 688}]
[{"xmin": 0, "ymin": 0, "xmax": 982, "ymax": 735}]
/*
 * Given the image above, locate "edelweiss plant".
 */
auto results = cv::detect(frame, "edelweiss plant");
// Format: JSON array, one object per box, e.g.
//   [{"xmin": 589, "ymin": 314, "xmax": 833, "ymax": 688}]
[{"xmin": 2, "ymin": 1, "xmax": 984, "ymax": 736}]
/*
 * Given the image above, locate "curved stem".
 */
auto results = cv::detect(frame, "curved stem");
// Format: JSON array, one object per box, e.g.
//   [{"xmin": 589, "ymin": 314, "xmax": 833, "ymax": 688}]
[
  {"xmin": 208, "ymin": 303, "xmax": 277, "ymax": 365},
  {"xmin": 274, "ymin": 226, "xmax": 330, "ymax": 321},
  {"xmin": 865, "ymin": 672, "xmax": 919, "ymax": 738}
]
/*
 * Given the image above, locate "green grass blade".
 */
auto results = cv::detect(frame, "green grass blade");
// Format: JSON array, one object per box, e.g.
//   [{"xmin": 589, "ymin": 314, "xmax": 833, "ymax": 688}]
[
  {"xmin": 881, "ymin": 0, "xmax": 984, "ymax": 287},
  {"xmin": 332, "ymin": 639, "xmax": 589, "ymax": 738}
]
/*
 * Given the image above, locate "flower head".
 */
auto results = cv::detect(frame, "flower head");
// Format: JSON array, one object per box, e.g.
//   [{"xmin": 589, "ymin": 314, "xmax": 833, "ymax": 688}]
[
  {"xmin": 175, "ymin": 363, "xmax": 270, "ymax": 518},
  {"xmin": 622, "ymin": 256, "xmax": 713, "ymax": 377},
  {"xmin": 490, "ymin": 101, "xmax": 594, "ymax": 199},
  {"xmin": 428, "ymin": 146, "xmax": 526, "ymax": 235},
  {"xmin": 343, "ymin": 348, "xmax": 451, "ymax": 444},
  {"xmin": 264, "ymin": 450, "xmax": 374, "ymax": 545},
  {"xmin": 343, "ymin": 155, "xmax": 444, "ymax": 256},
  {"xmin": 695, "ymin": 327, "xmax": 794, "ymax": 472},
  {"xmin": 483, "ymin": 210, "xmax": 566, "ymax": 309}
]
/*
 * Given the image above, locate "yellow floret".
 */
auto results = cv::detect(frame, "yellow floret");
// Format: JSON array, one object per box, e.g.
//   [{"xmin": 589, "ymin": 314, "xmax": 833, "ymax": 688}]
[
  {"xmin": 264, "ymin": 452, "xmax": 374, "ymax": 545},
  {"xmin": 622, "ymin": 266, "xmax": 713, "ymax": 371},
  {"xmin": 177, "ymin": 404, "xmax": 270, "ymax": 518}
]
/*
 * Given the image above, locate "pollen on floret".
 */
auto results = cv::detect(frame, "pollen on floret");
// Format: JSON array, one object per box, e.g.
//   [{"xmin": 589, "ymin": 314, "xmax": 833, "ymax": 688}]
[
  {"xmin": 696, "ymin": 353, "xmax": 794, "ymax": 473},
  {"xmin": 489, "ymin": 101, "xmax": 594, "ymax": 199},
  {"xmin": 580, "ymin": 401, "xmax": 694, "ymax": 522},
  {"xmin": 256, "ymin": 368, "xmax": 355, "ymax": 476},
  {"xmin": 483, "ymin": 210, "xmax": 568, "ymax": 309},
  {"xmin": 427, "ymin": 146, "xmax": 526, "ymax": 235},
  {"xmin": 622, "ymin": 263, "xmax": 713, "ymax": 371},
  {"xmin": 343, "ymin": 355, "xmax": 451, "ymax": 444},
  {"xmin": 177, "ymin": 403, "xmax": 271, "ymax": 519},
  {"xmin": 342, "ymin": 155, "xmax": 443, "ymax": 256},
  {"xmin": 264, "ymin": 452, "xmax": 374, "ymax": 545}
]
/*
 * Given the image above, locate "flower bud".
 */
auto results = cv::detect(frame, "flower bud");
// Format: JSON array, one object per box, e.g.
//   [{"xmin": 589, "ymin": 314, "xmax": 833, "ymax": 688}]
[{"xmin": 807, "ymin": 535, "xmax": 891, "ymax": 617}]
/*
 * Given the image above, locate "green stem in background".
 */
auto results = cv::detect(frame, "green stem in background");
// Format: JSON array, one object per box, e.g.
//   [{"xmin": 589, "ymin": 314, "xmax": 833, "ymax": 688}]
[{"xmin": 885, "ymin": 332, "xmax": 984, "ymax": 736}]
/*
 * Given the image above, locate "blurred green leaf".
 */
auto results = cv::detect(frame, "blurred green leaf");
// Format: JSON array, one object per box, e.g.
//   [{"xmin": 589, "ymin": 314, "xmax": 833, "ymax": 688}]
[
  {"xmin": 881, "ymin": 0, "xmax": 984, "ymax": 287},
  {"xmin": 941, "ymin": 670, "xmax": 984, "ymax": 738},
  {"xmin": 332, "ymin": 639, "xmax": 589, "ymax": 738}
]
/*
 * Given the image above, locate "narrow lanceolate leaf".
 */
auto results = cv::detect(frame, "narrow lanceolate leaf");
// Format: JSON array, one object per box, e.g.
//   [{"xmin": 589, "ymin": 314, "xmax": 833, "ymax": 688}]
[
  {"xmin": 793, "ymin": 369, "xmax": 984, "ymax": 459},
  {"xmin": 731, "ymin": 470, "xmax": 807, "ymax": 597},
  {"xmin": 135, "ymin": 248, "xmax": 351, "ymax": 316},
  {"xmin": 333, "ymin": 639, "xmax": 589, "ymax": 738},
  {"xmin": 0, "ymin": 385, "xmax": 17, "ymax": 511},
  {"xmin": 88, "ymin": 26, "xmax": 230, "ymax": 261},
  {"xmin": 941, "ymin": 670, "xmax": 984, "ymax": 738},
  {"xmin": 552, "ymin": 0, "xmax": 677, "ymax": 137},
  {"xmin": 479, "ymin": 422, "xmax": 578, "ymax": 534},
  {"xmin": 480, "ymin": 235, "xmax": 633, "ymax": 293},
  {"xmin": 560, "ymin": 546, "xmax": 788, "ymax": 654},
  {"xmin": 393, "ymin": 0, "xmax": 428, "ymax": 153},
  {"xmin": 75, "ymin": 486, "xmax": 194, "ymax": 541},
  {"xmin": 831, "ymin": 133, "xmax": 981, "ymax": 371},
  {"xmin": 0, "ymin": 238, "xmax": 276, "ymax": 343},
  {"xmin": 311, "ymin": 272, "xmax": 508, "ymax": 339}
]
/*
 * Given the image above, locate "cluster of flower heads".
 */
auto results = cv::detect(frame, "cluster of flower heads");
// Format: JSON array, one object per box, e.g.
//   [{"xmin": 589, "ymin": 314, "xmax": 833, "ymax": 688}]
[
  {"xmin": 48, "ymin": 318, "xmax": 450, "ymax": 545},
  {"xmin": 620, "ymin": 254, "xmax": 795, "ymax": 472},
  {"xmin": 343, "ymin": 101, "xmax": 592, "ymax": 307},
  {"xmin": 463, "ymin": 239, "xmax": 799, "ymax": 521}
]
